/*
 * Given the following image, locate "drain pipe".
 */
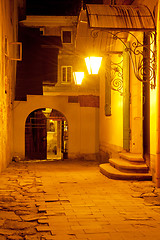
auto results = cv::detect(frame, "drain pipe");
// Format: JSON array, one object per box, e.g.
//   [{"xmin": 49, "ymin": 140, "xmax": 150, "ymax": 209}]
[{"xmin": 156, "ymin": 2, "xmax": 160, "ymax": 187}]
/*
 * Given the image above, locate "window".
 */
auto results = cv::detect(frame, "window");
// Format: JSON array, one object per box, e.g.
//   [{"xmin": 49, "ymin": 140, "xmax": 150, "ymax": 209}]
[
  {"xmin": 62, "ymin": 31, "xmax": 72, "ymax": 43},
  {"xmin": 5, "ymin": 36, "xmax": 8, "ymax": 56},
  {"xmin": 61, "ymin": 66, "xmax": 72, "ymax": 83}
]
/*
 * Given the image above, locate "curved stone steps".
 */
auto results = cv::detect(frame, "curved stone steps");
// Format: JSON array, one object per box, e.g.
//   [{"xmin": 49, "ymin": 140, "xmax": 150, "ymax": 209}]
[
  {"xmin": 119, "ymin": 152, "xmax": 144, "ymax": 164},
  {"xmin": 100, "ymin": 163, "xmax": 152, "ymax": 181},
  {"xmin": 109, "ymin": 158, "xmax": 149, "ymax": 173}
]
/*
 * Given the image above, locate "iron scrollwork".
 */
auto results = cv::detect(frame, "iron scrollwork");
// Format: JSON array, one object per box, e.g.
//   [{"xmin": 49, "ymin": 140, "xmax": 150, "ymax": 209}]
[
  {"xmin": 109, "ymin": 31, "xmax": 156, "ymax": 89},
  {"xmin": 111, "ymin": 58, "xmax": 123, "ymax": 94},
  {"xmin": 90, "ymin": 29, "xmax": 156, "ymax": 89},
  {"xmin": 91, "ymin": 30, "xmax": 99, "ymax": 39}
]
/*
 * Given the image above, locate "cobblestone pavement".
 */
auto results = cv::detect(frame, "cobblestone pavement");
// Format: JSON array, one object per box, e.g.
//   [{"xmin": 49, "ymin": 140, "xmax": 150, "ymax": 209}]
[{"xmin": 0, "ymin": 159, "xmax": 160, "ymax": 240}]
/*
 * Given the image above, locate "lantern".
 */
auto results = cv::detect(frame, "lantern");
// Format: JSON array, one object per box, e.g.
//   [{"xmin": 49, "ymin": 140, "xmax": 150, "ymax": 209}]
[{"xmin": 85, "ymin": 56, "xmax": 102, "ymax": 74}]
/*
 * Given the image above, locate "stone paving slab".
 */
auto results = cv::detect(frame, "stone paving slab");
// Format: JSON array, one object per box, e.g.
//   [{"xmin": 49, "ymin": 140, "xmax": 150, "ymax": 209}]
[{"xmin": 0, "ymin": 159, "xmax": 160, "ymax": 239}]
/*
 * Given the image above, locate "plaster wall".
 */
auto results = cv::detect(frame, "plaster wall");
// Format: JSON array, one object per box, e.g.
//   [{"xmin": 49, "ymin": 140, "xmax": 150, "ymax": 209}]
[
  {"xmin": 150, "ymin": 88, "xmax": 157, "ymax": 156},
  {"xmin": 148, "ymin": 0, "xmax": 158, "ymax": 160},
  {"xmin": 13, "ymin": 95, "xmax": 99, "ymax": 160},
  {"xmin": 133, "ymin": 0, "xmax": 157, "ymax": 15},
  {"xmin": 80, "ymin": 107, "xmax": 99, "ymax": 157},
  {"xmin": 129, "ymin": 68, "xmax": 143, "ymax": 153},
  {"xmin": 131, "ymin": 0, "xmax": 158, "ymax": 181},
  {"xmin": 129, "ymin": 33, "xmax": 143, "ymax": 154},
  {"xmin": 99, "ymin": 38, "xmax": 143, "ymax": 159},
  {"xmin": 132, "ymin": 0, "xmax": 158, "ymax": 164},
  {"xmin": 99, "ymin": 57, "xmax": 123, "ymax": 159},
  {"xmin": 0, "ymin": 0, "xmax": 19, "ymax": 172},
  {"xmin": 150, "ymin": 84, "xmax": 157, "ymax": 180}
]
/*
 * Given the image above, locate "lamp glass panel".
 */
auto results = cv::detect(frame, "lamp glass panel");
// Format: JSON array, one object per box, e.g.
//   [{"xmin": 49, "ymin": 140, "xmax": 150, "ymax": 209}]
[
  {"xmin": 73, "ymin": 72, "xmax": 84, "ymax": 85},
  {"xmin": 85, "ymin": 57, "xmax": 102, "ymax": 74}
]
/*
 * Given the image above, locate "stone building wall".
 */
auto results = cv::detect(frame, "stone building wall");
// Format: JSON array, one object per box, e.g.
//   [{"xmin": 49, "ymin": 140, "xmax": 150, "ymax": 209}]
[{"xmin": 0, "ymin": 0, "xmax": 22, "ymax": 171}]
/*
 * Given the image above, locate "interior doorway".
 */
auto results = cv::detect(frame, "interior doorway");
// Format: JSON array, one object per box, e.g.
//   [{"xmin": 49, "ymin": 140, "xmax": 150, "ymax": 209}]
[{"xmin": 25, "ymin": 108, "xmax": 68, "ymax": 160}]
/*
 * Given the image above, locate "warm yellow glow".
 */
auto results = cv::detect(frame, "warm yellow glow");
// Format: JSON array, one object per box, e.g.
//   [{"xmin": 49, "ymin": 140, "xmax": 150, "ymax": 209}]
[
  {"xmin": 73, "ymin": 72, "xmax": 84, "ymax": 85},
  {"xmin": 85, "ymin": 57, "xmax": 102, "ymax": 74},
  {"xmin": 150, "ymin": 33, "xmax": 156, "ymax": 88}
]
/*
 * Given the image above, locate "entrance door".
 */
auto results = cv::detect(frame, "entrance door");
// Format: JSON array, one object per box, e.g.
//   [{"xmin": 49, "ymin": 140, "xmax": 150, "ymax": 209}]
[
  {"xmin": 143, "ymin": 81, "xmax": 150, "ymax": 165},
  {"xmin": 123, "ymin": 43, "xmax": 130, "ymax": 151},
  {"xmin": 143, "ymin": 32, "xmax": 150, "ymax": 165},
  {"xmin": 25, "ymin": 109, "xmax": 47, "ymax": 159},
  {"xmin": 25, "ymin": 108, "xmax": 68, "ymax": 160}
]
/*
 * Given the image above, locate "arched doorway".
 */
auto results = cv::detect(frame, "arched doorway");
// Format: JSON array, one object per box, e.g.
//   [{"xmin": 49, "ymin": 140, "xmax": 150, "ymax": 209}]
[{"xmin": 25, "ymin": 108, "xmax": 68, "ymax": 160}]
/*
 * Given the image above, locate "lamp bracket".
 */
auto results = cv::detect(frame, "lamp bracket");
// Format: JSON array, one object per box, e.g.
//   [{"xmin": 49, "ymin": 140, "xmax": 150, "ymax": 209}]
[
  {"xmin": 91, "ymin": 29, "xmax": 156, "ymax": 89},
  {"xmin": 110, "ymin": 58, "xmax": 123, "ymax": 94}
]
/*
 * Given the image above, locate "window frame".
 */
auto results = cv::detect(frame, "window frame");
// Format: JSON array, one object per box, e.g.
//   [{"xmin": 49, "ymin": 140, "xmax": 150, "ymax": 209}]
[
  {"xmin": 61, "ymin": 66, "xmax": 72, "ymax": 84},
  {"xmin": 61, "ymin": 29, "xmax": 73, "ymax": 44}
]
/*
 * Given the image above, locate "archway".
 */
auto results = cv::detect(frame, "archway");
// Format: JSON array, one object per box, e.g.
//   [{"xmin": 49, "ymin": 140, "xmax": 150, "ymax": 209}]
[{"xmin": 25, "ymin": 108, "xmax": 68, "ymax": 160}]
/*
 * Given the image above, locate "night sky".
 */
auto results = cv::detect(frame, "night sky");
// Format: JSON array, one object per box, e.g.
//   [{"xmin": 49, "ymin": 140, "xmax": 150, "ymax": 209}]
[{"xmin": 26, "ymin": 0, "xmax": 103, "ymax": 16}]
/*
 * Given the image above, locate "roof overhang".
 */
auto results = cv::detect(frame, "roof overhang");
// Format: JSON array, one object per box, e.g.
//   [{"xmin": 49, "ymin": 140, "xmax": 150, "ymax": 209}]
[
  {"xmin": 76, "ymin": 4, "xmax": 156, "ymax": 88},
  {"xmin": 76, "ymin": 4, "xmax": 156, "ymax": 56},
  {"xmin": 84, "ymin": 4, "xmax": 156, "ymax": 31}
]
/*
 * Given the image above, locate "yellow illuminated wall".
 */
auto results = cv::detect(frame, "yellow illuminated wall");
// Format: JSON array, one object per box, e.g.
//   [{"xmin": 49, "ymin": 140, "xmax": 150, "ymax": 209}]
[
  {"xmin": 0, "ymin": 0, "xmax": 19, "ymax": 171},
  {"xmin": 99, "ymin": 54, "xmax": 123, "ymax": 158},
  {"xmin": 133, "ymin": 0, "xmax": 157, "ymax": 181},
  {"xmin": 13, "ymin": 95, "xmax": 99, "ymax": 160},
  {"xmin": 133, "ymin": 0, "xmax": 157, "ymax": 156},
  {"xmin": 150, "ymin": 87, "xmax": 157, "ymax": 155},
  {"xmin": 99, "ymin": 0, "xmax": 158, "ymax": 177},
  {"xmin": 129, "ymin": 32, "xmax": 143, "ymax": 154}
]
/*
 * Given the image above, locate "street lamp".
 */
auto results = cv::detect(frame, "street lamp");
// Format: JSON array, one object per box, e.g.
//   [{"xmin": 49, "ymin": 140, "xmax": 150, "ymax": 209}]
[
  {"xmin": 85, "ymin": 56, "xmax": 102, "ymax": 75},
  {"xmin": 73, "ymin": 72, "xmax": 84, "ymax": 85}
]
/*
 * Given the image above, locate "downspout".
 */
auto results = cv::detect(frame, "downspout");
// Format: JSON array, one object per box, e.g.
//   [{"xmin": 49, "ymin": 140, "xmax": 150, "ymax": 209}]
[{"xmin": 156, "ymin": 1, "xmax": 160, "ymax": 187}]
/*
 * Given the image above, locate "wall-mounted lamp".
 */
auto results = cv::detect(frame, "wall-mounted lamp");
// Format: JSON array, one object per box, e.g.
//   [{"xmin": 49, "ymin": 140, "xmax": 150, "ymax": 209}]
[
  {"xmin": 73, "ymin": 72, "xmax": 84, "ymax": 85},
  {"xmin": 85, "ymin": 56, "xmax": 102, "ymax": 75},
  {"xmin": 49, "ymin": 119, "xmax": 54, "ymax": 123}
]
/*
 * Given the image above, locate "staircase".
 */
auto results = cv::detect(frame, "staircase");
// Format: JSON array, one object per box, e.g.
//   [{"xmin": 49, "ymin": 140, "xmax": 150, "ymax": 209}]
[{"xmin": 99, "ymin": 152, "xmax": 152, "ymax": 181}]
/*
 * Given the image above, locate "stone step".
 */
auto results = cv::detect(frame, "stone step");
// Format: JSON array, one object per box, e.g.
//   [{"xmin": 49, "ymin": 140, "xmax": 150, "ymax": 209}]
[
  {"xmin": 109, "ymin": 158, "xmax": 149, "ymax": 173},
  {"xmin": 119, "ymin": 152, "xmax": 144, "ymax": 164},
  {"xmin": 99, "ymin": 163, "xmax": 152, "ymax": 181}
]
